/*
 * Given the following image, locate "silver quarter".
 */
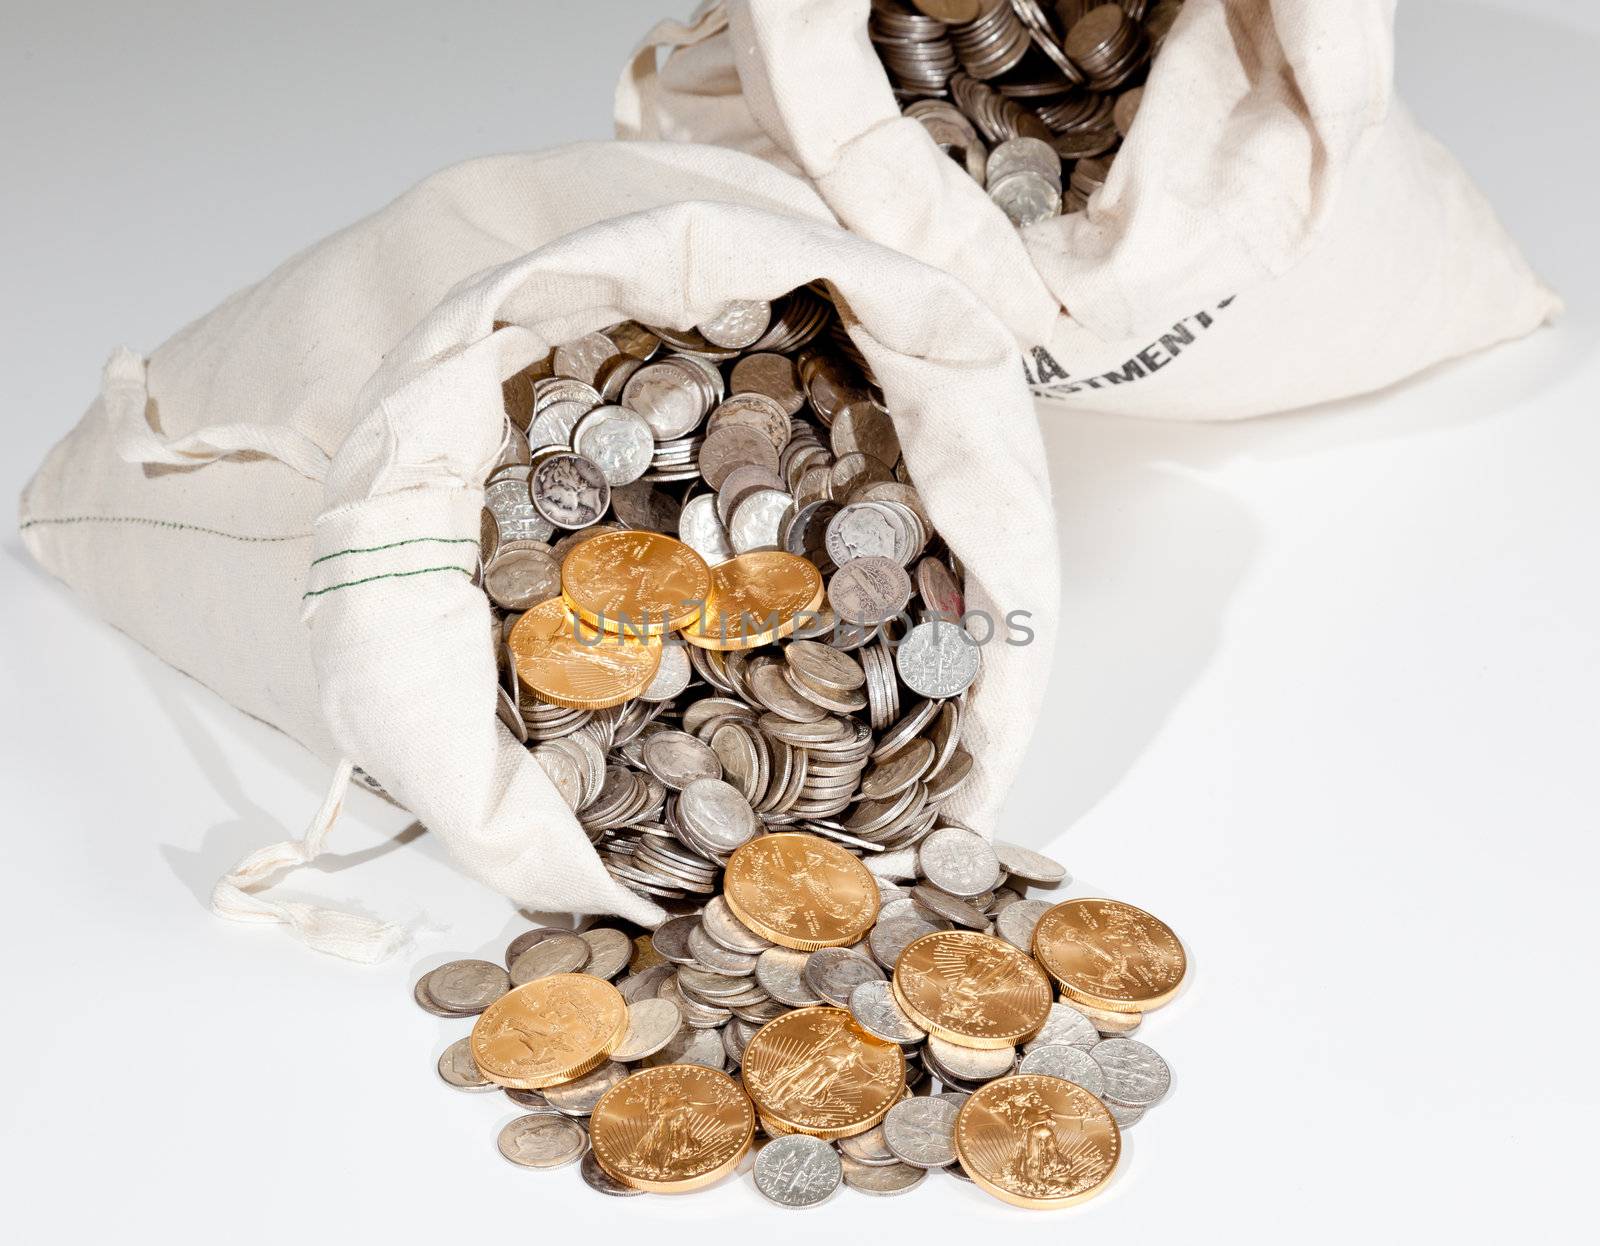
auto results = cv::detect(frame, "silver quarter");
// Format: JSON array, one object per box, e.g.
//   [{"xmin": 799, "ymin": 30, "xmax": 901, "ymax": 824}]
[
  {"xmin": 608, "ymin": 997, "xmax": 684, "ymax": 1062},
  {"xmin": 1023, "ymin": 1002, "xmax": 1101, "ymax": 1052},
  {"xmin": 992, "ymin": 839, "xmax": 1069, "ymax": 886},
  {"xmin": 993, "ymin": 897, "xmax": 1053, "ymax": 949},
  {"xmin": 755, "ymin": 947, "xmax": 823, "ymax": 1007},
  {"xmin": 839, "ymin": 1155, "xmax": 926, "ymax": 1196},
  {"xmin": 926, "ymin": 1036, "xmax": 1015, "ymax": 1083},
  {"xmin": 578, "ymin": 927, "xmax": 633, "ymax": 980}
]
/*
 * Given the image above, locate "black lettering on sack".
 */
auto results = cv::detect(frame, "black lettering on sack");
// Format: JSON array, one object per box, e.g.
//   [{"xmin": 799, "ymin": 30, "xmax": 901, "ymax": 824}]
[{"xmin": 1026, "ymin": 295, "xmax": 1237, "ymax": 397}]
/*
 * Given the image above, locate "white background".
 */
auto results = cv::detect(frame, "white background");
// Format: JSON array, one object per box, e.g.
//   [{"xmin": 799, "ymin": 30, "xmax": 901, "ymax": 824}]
[{"xmin": 3, "ymin": 1, "xmax": 1596, "ymax": 1241}]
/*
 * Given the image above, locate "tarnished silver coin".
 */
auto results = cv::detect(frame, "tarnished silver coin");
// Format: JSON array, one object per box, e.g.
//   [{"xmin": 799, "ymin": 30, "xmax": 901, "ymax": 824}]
[
  {"xmin": 753, "ymin": 1134, "xmax": 842, "ymax": 1208},
  {"xmin": 756, "ymin": 946, "xmax": 823, "ymax": 1007},
  {"xmin": 424, "ymin": 960, "xmax": 510, "ymax": 1014},
  {"xmin": 530, "ymin": 452, "xmax": 610, "ymax": 530},
  {"xmin": 1023, "ymin": 1002, "xmax": 1101, "ymax": 1052},
  {"xmin": 926, "ymin": 1036, "xmax": 1015, "ymax": 1083},
  {"xmin": 578, "ymin": 927, "xmax": 633, "ymax": 980},
  {"xmin": 882, "ymin": 1094, "xmax": 965, "ymax": 1168},
  {"xmin": 608, "ymin": 997, "xmax": 684, "ymax": 1063},
  {"xmin": 804, "ymin": 946, "xmax": 884, "ymax": 1007},
  {"xmin": 496, "ymin": 1113, "xmax": 587, "ymax": 1169},
  {"xmin": 848, "ymin": 980, "xmax": 927, "ymax": 1045},
  {"xmin": 541, "ymin": 1061, "xmax": 628, "ymax": 1116},
  {"xmin": 581, "ymin": 1148, "xmax": 643, "ymax": 1196},
  {"xmin": 615, "ymin": 962, "xmax": 675, "ymax": 1004},
  {"xmin": 700, "ymin": 894, "xmax": 773, "ymax": 954},
  {"xmin": 413, "ymin": 973, "xmax": 463, "ymax": 1018},
  {"xmin": 436, "ymin": 1037, "xmax": 496, "ymax": 1091},
  {"xmin": 839, "ymin": 1155, "xmax": 927, "ymax": 1196},
  {"xmin": 992, "ymin": 839, "xmax": 1069, "ymax": 886},
  {"xmin": 916, "ymin": 826, "xmax": 1000, "ymax": 897},
  {"xmin": 1018, "ymin": 1043, "xmax": 1106, "ymax": 1096},
  {"xmin": 994, "ymin": 897, "xmax": 1053, "ymax": 949},
  {"xmin": 504, "ymin": 1087, "xmax": 551, "ymax": 1111},
  {"xmin": 895, "ymin": 620, "xmax": 980, "ymax": 699},
  {"xmin": 509, "ymin": 933, "xmax": 591, "ymax": 984},
  {"xmin": 1092, "ymin": 1038, "xmax": 1171, "ymax": 1107}
]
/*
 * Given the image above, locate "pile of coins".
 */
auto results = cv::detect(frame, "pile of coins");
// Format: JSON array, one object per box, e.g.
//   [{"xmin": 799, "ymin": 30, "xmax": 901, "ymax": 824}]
[
  {"xmin": 868, "ymin": 0, "xmax": 1185, "ymax": 225},
  {"xmin": 416, "ymin": 830, "xmax": 1186, "ymax": 1208}
]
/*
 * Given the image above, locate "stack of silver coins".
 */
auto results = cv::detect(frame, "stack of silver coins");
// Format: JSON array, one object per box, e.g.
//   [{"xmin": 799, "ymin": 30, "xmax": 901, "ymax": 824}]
[{"xmin": 867, "ymin": 0, "xmax": 1186, "ymax": 227}]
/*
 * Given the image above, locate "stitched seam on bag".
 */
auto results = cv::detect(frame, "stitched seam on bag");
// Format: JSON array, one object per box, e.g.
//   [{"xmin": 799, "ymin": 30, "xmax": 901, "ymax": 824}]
[
  {"xmin": 301, "ymin": 565, "xmax": 474, "ymax": 599},
  {"xmin": 18, "ymin": 515, "xmax": 309, "ymax": 542},
  {"xmin": 309, "ymin": 536, "xmax": 479, "ymax": 566}
]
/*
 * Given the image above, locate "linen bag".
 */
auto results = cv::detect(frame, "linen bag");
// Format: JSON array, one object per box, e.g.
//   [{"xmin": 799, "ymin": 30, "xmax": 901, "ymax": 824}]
[
  {"xmin": 617, "ymin": 0, "xmax": 1561, "ymax": 419},
  {"xmin": 18, "ymin": 141, "xmax": 1058, "ymax": 962}
]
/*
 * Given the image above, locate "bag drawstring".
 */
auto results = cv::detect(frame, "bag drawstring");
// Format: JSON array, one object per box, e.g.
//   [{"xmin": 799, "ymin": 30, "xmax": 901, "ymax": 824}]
[
  {"xmin": 209, "ymin": 758, "xmax": 409, "ymax": 963},
  {"xmin": 104, "ymin": 347, "xmax": 332, "ymax": 482}
]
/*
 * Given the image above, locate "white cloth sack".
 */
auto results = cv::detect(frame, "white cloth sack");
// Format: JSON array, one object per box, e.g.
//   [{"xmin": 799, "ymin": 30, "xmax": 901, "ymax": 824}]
[
  {"xmin": 18, "ymin": 141, "xmax": 1058, "ymax": 961},
  {"xmin": 617, "ymin": 0, "xmax": 1561, "ymax": 418}
]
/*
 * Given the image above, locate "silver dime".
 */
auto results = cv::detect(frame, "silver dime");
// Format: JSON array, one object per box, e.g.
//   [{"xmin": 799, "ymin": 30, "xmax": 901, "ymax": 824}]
[
  {"xmin": 926, "ymin": 1035, "xmax": 1015, "ymax": 1082},
  {"xmin": 608, "ymin": 997, "xmax": 684, "ymax": 1063},
  {"xmin": 424, "ymin": 960, "xmax": 509, "ymax": 1014},
  {"xmin": 1092, "ymin": 1038, "xmax": 1171, "ymax": 1107},
  {"xmin": 848, "ymin": 980, "xmax": 926, "ymax": 1045},
  {"xmin": 504, "ymin": 1087, "xmax": 551, "ymax": 1111},
  {"xmin": 637, "ymin": 642, "xmax": 692, "ymax": 702},
  {"xmin": 992, "ymin": 839, "xmax": 1069, "ymax": 886},
  {"xmin": 581, "ymin": 1148, "xmax": 643, "ymax": 1196},
  {"xmin": 509, "ymin": 933, "xmax": 591, "ymax": 984},
  {"xmin": 804, "ymin": 946, "xmax": 885, "ymax": 1006},
  {"xmin": 484, "ymin": 476, "xmax": 555, "ymax": 544},
  {"xmin": 700, "ymin": 894, "xmax": 773, "ymax": 954},
  {"xmin": 413, "ymin": 973, "xmax": 465, "ymax": 1018},
  {"xmin": 435, "ymin": 1037, "xmax": 496, "ymax": 1091},
  {"xmin": 541, "ymin": 1061, "xmax": 628, "ymax": 1116},
  {"xmin": 838, "ymin": 1155, "xmax": 927, "ymax": 1196},
  {"xmin": 909, "ymin": 883, "xmax": 988, "ymax": 931},
  {"xmin": 827, "ymin": 556, "xmax": 913, "ymax": 627},
  {"xmin": 729, "ymin": 487, "xmax": 794, "ymax": 553},
  {"xmin": 578, "ymin": 927, "xmax": 633, "ymax": 980},
  {"xmin": 867, "ymin": 911, "xmax": 944, "ymax": 969},
  {"xmin": 482, "ymin": 547, "xmax": 562, "ymax": 611},
  {"xmin": 916, "ymin": 826, "xmax": 1000, "ymax": 897},
  {"xmin": 572, "ymin": 404, "xmax": 654, "ymax": 486},
  {"xmin": 622, "ymin": 359, "xmax": 708, "ymax": 439},
  {"xmin": 678, "ymin": 492, "xmax": 735, "ymax": 565},
  {"xmin": 649, "ymin": 915, "xmax": 701, "ymax": 965},
  {"xmin": 615, "ymin": 961, "xmax": 675, "ymax": 1004},
  {"xmin": 698, "ymin": 299, "xmax": 772, "ymax": 349},
  {"xmin": 686, "ymin": 921, "xmax": 760, "ymax": 976},
  {"xmin": 753, "ymin": 1134, "xmax": 842, "ymax": 1208},
  {"xmin": 895, "ymin": 620, "xmax": 980, "ymax": 699},
  {"xmin": 1024, "ymin": 1002, "xmax": 1101, "ymax": 1052},
  {"xmin": 641, "ymin": 730, "xmax": 722, "ymax": 790},
  {"xmin": 496, "ymin": 1114, "xmax": 587, "ymax": 1169},
  {"xmin": 553, "ymin": 332, "xmax": 620, "ymax": 386},
  {"xmin": 530, "ymin": 453, "xmax": 610, "ymax": 529},
  {"xmin": 882, "ymin": 1094, "xmax": 964, "ymax": 1168},
  {"xmin": 755, "ymin": 946, "xmax": 823, "ymax": 1007},
  {"xmin": 994, "ymin": 897, "xmax": 1053, "ymax": 949},
  {"xmin": 1018, "ymin": 1043, "xmax": 1106, "ymax": 1096},
  {"xmin": 837, "ymin": 1124, "xmax": 898, "ymax": 1166},
  {"xmin": 677, "ymin": 778, "xmax": 759, "ymax": 853},
  {"xmin": 641, "ymin": 1024, "xmax": 726, "ymax": 1070},
  {"xmin": 1107, "ymin": 1100, "xmax": 1145, "ymax": 1128}
]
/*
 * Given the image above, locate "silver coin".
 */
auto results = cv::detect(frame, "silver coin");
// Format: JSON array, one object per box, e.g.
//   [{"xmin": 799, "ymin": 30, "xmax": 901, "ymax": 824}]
[
  {"xmin": 435, "ymin": 1037, "xmax": 496, "ymax": 1091},
  {"xmin": 496, "ymin": 1114, "xmax": 587, "ymax": 1169},
  {"xmin": 916, "ymin": 826, "xmax": 1000, "ymax": 897},
  {"xmin": 698, "ymin": 299, "xmax": 772, "ymax": 349},
  {"xmin": 541, "ymin": 1060, "xmax": 628, "ymax": 1116},
  {"xmin": 1091, "ymin": 1038, "xmax": 1171, "ymax": 1107},
  {"xmin": 482, "ymin": 547, "xmax": 562, "ymax": 611},
  {"xmin": 637, "ymin": 642, "xmax": 692, "ymax": 702},
  {"xmin": 509, "ymin": 933, "xmax": 591, "ymax": 984},
  {"xmin": 504, "ymin": 926, "xmax": 570, "ymax": 969},
  {"xmin": 836, "ymin": 1123, "xmax": 899, "ymax": 1166},
  {"xmin": 678, "ymin": 492, "xmax": 735, "ymax": 565},
  {"xmin": 641, "ymin": 1024, "xmax": 727, "ymax": 1070},
  {"xmin": 622, "ymin": 360, "xmax": 708, "ymax": 440},
  {"xmin": 825, "ymin": 502, "xmax": 902, "ymax": 566},
  {"xmin": 729, "ymin": 487, "xmax": 794, "ymax": 554},
  {"xmin": 1023, "ymin": 1002, "xmax": 1101, "ymax": 1052},
  {"xmin": 686, "ymin": 921, "xmax": 760, "ymax": 976},
  {"xmin": 827, "ymin": 556, "xmax": 912, "ymax": 627},
  {"xmin": 700, "ymin": 894, "xmax": 773, "ymax": 954},
  {"xmin": 641, "ymin": 730, "xmax": 722, "ymax": 789},
  {"xmin": 649, "ymin": 915, "xmax": 701, "ymax": 965},
  {"xmin": 755, "ymin": 946, "xmax": 823, "ymax": 1007},
  {"xmin": 615, "ymin": 961, "xmax": 675, "ymax": 1005},
  {"xmin": 848, "ymin": 980, "xmax": 926, "ymax": 1045},
  {"xmin": 578, "ymin": 927, "xmax": 633, "ymax": 980},
  {"xmin": 530, "ymin": 452, "xmax": 610, "ymax": 530},
  {"xmin": 484, "ymin": 476, "xmax": 555, "ymax": 544},
  {"xmin": 994, "ymin": 898, "xmax": 1053, "ymax": 949},
  {"xmin": 1077, "ymin": 999, "xmax": 1144, "ymax": 1037},
  {"xmin": 838, "ymin": 1155, "xmax": 927, "ymax": 1196},
  {"xmin": 504, "ymin": 1087, "xmax": 551, "ymax": 1111},
  {"xmin": 424, "ymin": 960, "xmax": 510, "ymax": 1013},
  {"xmin": 581, "ymin": 1148, "xmax": 643, "ymax": 1196},
  {"xmin": 677, "ymin": 778, "xmax": 759, "ymax": 852},
  {"xmin": 413, "ymin": 973, "xmax": 466, "ymax": 1018},
  {"xmin": 867, "ymin": 911, "xmax": 944, "ymax": 969},
  {"xmin": 895, "ymin": 620, "xmax": 980, "ymax": 699},
  {"xmin": 1107, "ymin": 1100, "xmax": 1145, "ymax": 1128},
  {"xmin": 882, "ymin": 1094, "xmax": 964, "ymax": 1168},
  {"xmin": 992, "ymin": 839, "xmax": 1069, "ymax": 886},
  {"xmin": 572, "ymin": 404, "xmax": 654, "ymax": 486},
  {"xmin": 804, "ymin": 947, "xmax": 885, "ymax": 1007},
  {"xmin": 1018, "ymin": 1043, "xmax": 1106, "ymax": 1096},
  {"xmin": 926, "ymin": 1035, "xmax": 1015, "ymax": 1082},
  {"xmin": 908, "ymin": 883, "xmax": 989, "ymax": 931},
  {"xmin": 753, "ymin": 1134, "xmax": 842, "ymax": 1208}
]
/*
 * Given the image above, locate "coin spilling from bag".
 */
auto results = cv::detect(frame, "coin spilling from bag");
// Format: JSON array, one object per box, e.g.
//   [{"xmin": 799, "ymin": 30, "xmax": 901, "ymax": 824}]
[
  {"xmin": 872, "ymin": 0, "xmax": 1180, "ymax": 225},
  {"xmin": 422, "ymin": 293, "xmax": 1185, "ymax": 1203}
]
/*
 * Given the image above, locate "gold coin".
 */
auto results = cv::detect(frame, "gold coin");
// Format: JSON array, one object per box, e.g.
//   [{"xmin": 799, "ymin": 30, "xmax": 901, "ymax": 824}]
[
  {"xmin": 741, "ymin": 1007, "xmax": 905, "ymax": 1141},
  {"xmin": 1031, "ymin": 898, "xmax": 1187, "ymax": 1014},
  {"xmin": 506, "ymin": 597, "xmax": 661, "ymax": 711},
  {"xmin": 560, "ymin": 529, "xmax": 711, "ymax": 635},
  {"xmin": 589, "ymin": 1064, "xmax": 755, "ymax": 1193},
  {"xmin": 723, "ymin": 832, "xmax": 879, "ymax": 951},
  {"xmin": 469, "ymin": 973, "xmax": 628, "ymax": 1090},
  {"xmin": 954, "ymin": 1074, "xmax": 1121, "ymax": 1210},
  {"xmin": 891, "ymin": 930, "xmax": 1052, "ymax": 1050},
  {"xmin": 628, "ymin": 934, "xmax": 664, "ymax": 973},
  {"xmin": 680, "ymin": 550, "xmax": 825, "ymax": 650}
]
